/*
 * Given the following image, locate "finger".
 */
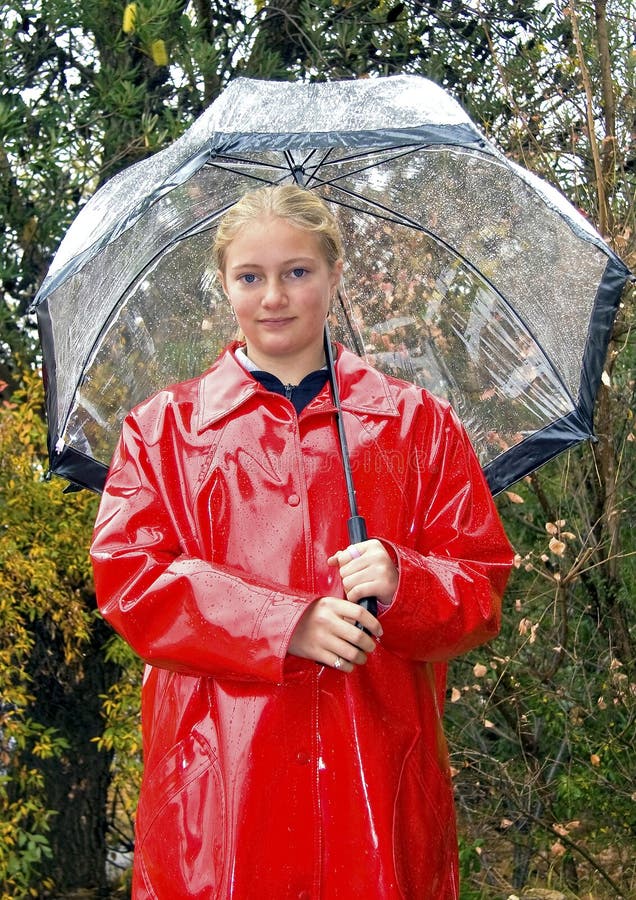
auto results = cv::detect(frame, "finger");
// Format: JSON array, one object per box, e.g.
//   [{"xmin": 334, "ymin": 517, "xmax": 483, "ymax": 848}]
[
  {"xmin": 329, "ymin": 652, "xmax": 355, "ymax": 674},
  {"xmin": 331, "ymin": 638, "xmax": 369, "ymax": 668},
  {"xmin": 339, "ymin": 620, "xmax": 378, "ymax": 654},
  {"xmin": 341, "ymin": 574, "xmax": 379, "ymax": 600},
  {"xmin": 315, "ymin": 597, "xmax": 382, "ymax": 639},
  {"xmin": 339, "ymin": 602, "xmax": 382, "ymax": 638},
  {"xmin": 327, "ymin": 542, "xmax": 368, "ymax": 568}
]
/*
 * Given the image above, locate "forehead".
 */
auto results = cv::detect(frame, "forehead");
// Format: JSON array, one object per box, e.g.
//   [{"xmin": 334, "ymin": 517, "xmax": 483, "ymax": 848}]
[{"xmin": 225, "ymin": 216, "xmax": 325, "ymax": 263}]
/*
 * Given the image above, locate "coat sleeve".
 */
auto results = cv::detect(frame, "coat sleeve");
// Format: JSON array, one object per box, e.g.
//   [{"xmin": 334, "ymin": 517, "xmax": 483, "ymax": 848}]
[
  {"xmin": 377, "ymin": 401, "xmax": 514, "ymax": 662},
  {"xmin": 90, "ymin": 413, "xmax": 316, "ymax": 684}
]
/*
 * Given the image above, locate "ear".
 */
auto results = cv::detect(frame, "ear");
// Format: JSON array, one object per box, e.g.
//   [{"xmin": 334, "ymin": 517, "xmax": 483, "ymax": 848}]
[{"xmin": 217, "ymin": 269, "xmax": 227, "ymax": 295}]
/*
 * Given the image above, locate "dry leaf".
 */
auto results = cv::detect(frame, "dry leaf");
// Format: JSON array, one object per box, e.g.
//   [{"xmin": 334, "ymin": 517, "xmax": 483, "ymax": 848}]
[
  {"xmin": 549, "ymin": 537, "xmax": 566, "ymax": 556},
  {"xmin": 505, "ymin": 491, "xmax": 524, "ymax": 503},
  {"xmin": 551, "ymin": 840, "xmax": 567, "ymax": 857},
  {"xmin": 450, "ymin": 687, "xmax": 461, "ymax": 703},
  {"xmin": 546, "ymin": 522, "xmax": 558, "ymax": 535},
  {"xmin": 473, "ymin": 663, "xmax": 488, "ymax": 678},
  {"xmin": 518, "ymin": 617, "xmax": 532, "ymax": 636},
  {"xmin": 590, "ymin": 753, "xmax": 601, "ymax": 767},
  {"xmin": 601, "ymin": 370, "xmax": 611, "ymax": 387}
]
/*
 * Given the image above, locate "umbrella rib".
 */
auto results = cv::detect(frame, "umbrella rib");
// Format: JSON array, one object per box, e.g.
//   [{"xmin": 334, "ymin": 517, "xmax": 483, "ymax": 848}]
[
  {"xmin": 206, "ymin": 153, "xmax": 288, "ymax": 170},
  {"xmin": 318, "ymin": 144, "xmax": 423, "ymax": 175}
]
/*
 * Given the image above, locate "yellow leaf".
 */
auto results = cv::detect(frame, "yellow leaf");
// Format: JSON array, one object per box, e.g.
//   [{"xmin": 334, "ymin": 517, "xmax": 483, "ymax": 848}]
[
  {"xmin": 122, "ymin": 3, "xmax": 137, "ymax": 33},
  {"xmin": 151, "ymin": 39, "xmax": 168, "ymax": 66},
  {"xmin": 590, "ymin": 753, "xmax": 601, "ymax": 767}
]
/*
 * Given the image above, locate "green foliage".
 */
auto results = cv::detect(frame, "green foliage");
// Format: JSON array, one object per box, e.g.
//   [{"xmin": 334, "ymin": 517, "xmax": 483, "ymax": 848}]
[
  {"xmin": 458, "ymin": 836, "xmax": 486, "ymax": 899},
  {"xmin": 95, "ymin": 635, "xmax": 143, "ymax": 837},
  {"xmin": 0, "ymin": 371, "xmax": 101, "ymax": 896}
]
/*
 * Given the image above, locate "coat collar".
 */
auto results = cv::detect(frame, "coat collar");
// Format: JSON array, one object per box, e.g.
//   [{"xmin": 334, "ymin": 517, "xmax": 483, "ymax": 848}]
[{"xmin": 196, "ymin": 342, "xmax": 400, "ymax": 432}]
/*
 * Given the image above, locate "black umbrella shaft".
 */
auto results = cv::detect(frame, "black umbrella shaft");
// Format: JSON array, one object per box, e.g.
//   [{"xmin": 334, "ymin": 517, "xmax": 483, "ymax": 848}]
[{"xmin": 323, "ymin": 325, "xmax": 378, "ymax": 620}]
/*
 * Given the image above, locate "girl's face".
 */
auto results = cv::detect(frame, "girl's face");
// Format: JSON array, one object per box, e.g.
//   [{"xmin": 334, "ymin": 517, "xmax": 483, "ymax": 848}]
[{"xmin": 218, "ymin": 216, "xmax": 342, "ymax": 378}]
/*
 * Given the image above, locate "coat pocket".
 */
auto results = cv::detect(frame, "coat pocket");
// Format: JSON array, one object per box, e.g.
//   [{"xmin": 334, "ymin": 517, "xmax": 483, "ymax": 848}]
[{"xmin": 134, "ymin": 730, "xmax": 225, "ymax": 898}]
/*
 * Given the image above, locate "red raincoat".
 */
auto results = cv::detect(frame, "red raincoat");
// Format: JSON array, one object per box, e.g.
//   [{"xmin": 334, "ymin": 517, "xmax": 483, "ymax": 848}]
[{"xmin": 91, "ymin": 343, "xmax": 513, "ymax": 899}]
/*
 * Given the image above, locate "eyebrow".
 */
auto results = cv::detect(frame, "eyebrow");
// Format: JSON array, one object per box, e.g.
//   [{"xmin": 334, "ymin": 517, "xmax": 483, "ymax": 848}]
[{"xmin": 228, "ymin": 256, "xmax": 317, "ymax": 272}]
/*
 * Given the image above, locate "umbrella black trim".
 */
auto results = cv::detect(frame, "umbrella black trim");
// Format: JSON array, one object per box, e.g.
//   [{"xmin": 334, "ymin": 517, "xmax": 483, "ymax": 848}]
[
  {"xmin": 483, "ymin": 408, "xmax": 592, "ymax": 495},
  {"xmin": 35, "ymin": 296, "xmax": 61, "ymax": 466},
  {"xmin": 48, "ymin": 444, "xmax": 109, "ymax": 494},
  {"xmin": 576, "ymin": 255, "xmax": 632, "ymax": 424},
  {"xmin": 208, "ymin": 124, "xmax": 490, "ymax": 156}
]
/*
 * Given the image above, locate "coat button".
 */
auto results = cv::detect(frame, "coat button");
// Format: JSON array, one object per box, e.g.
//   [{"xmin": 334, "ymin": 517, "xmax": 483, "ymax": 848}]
[{"xmin": 287, "ymin": 493, "xmax": 300, "ymax": 506}]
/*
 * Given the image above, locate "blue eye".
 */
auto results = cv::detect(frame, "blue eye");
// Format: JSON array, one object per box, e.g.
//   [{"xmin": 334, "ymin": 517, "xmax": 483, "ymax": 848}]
[
  {"xmin": 240, "ymin": 273, "xmax": 257, "ymax": 284},
  {"xmin": 291, "ymin": 267, "xmax": 307, "ymax": 278}
]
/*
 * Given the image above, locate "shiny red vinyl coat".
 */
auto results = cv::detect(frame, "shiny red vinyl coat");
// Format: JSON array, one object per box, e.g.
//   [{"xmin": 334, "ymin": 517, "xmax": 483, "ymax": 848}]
[{"xmin": 91, "ymin": 343, "xmax": 513, "ymax": 900}]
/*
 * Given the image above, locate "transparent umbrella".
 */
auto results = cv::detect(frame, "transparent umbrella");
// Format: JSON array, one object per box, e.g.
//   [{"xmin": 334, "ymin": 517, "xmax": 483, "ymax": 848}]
[{"xmin": 32, "ymin": 75, "xmax": 631, "ymax": 494}]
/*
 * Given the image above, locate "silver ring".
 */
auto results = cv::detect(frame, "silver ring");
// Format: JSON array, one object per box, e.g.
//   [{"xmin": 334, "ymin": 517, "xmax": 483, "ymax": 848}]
[{"xmin": 333, "ymin": 655, "xmax": 343, "ymax": 670}]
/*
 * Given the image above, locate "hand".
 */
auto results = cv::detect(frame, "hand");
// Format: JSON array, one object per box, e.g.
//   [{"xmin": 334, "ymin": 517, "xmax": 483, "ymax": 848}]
[
  {"xmin": 288, "ymin": 596, "xmax": 382, "ymax": 673},
  {"xmin": 328, "ymin": 539, "xmax": 398, "ymax": 607}
]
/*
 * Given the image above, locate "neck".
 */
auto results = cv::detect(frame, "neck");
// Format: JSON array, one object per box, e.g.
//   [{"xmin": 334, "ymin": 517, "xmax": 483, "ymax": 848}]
[{"xmin": 242, "ymin": 345, "xmax": 326, "ymax": 385}]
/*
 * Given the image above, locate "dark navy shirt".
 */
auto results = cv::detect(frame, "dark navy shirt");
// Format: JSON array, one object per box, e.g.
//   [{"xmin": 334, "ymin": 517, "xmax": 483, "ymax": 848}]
[{"xmin": 251, "ymin": 369, "xmax": 329, "ymax": 415}]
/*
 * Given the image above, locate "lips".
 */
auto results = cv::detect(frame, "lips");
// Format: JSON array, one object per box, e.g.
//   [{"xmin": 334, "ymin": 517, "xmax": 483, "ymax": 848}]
[{"xmin": 259, "ymin": 317, "xmax": 295, "ymax": 327}]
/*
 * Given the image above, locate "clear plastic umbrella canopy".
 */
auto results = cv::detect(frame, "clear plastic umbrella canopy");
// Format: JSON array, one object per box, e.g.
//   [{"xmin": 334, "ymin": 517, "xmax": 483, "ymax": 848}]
[{"xmin": 33, "ymin": 75, "xmax": 631, "ymax": 494}]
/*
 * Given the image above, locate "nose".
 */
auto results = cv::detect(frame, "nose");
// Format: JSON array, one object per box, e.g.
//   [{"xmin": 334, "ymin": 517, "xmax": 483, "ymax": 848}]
[{"xmin": 261, "ymin": 278, "xmax": 287, "ymax": 308}]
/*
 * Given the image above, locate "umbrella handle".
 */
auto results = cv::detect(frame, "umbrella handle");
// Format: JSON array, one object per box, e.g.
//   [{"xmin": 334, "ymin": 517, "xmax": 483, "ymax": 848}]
[{"xmin": 348, "ymin": 515, "xmax": 379, "ymax": 620}]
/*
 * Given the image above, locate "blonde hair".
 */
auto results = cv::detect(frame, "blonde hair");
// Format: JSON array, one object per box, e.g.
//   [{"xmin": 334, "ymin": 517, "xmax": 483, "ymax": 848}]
[{"xmin": 214, "ymin": 184, "xmax": 344, "ymax": 273}]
